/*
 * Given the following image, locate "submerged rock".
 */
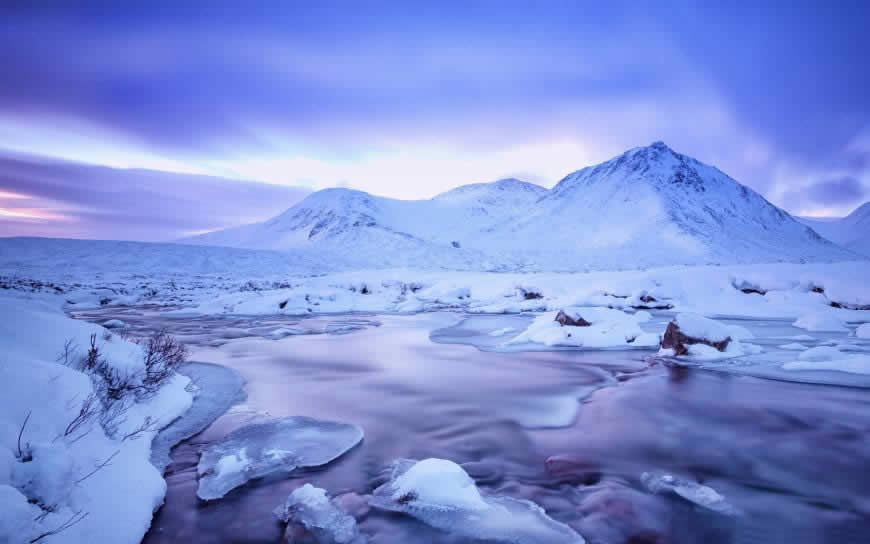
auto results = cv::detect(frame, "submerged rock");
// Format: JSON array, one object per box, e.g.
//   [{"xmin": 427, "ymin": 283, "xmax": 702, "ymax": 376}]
[
  {"xmin": 196, "ymin": 416, "xmax": 364, "ymax": 501},
  {"xmin": 274, "ymin": 484, "xmax": 366, "ymax": 544},
  {"xmin": 370, "ymin": 458, "xmax": 584, "ymax": 543}
]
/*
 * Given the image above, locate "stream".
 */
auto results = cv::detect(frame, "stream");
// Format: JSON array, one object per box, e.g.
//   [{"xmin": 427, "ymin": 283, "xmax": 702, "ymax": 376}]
[{"xmin": 73, "ymin": 307, "xmax": 870, "ymax": 543}]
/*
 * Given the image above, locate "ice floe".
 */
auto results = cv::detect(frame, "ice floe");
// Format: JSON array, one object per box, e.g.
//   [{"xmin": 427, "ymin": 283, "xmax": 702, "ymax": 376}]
[
  {"xmin": 782, "ymin": 346, "xmax": 870, "ymax": 376},
  {"xmin": 274, "ymin": 483, "xmax": 365, "ymax": 544},
  {"xmin": 370, "ymin": 458, "xmax": 584, "ymax": 543},
  {"xmin": 196, "ymin": 416, "xmax": 364, "ymax": 500},
  {"xmin": 641, "ymin": 471, "xmax": 739, "ymax": 515},
  {"xmin": 793, "ymin": 312, "xmax": 847, "ymax": 332}
]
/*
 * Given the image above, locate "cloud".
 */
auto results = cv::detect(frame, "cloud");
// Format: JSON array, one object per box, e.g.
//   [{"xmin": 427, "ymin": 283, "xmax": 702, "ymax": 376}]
[{"xmin": 0, "ymin": 152, "xmax": 309, "ymax": 241}]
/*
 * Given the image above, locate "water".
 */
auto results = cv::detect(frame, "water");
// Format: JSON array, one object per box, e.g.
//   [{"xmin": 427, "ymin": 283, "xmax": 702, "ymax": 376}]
[{"xmin": 74, "ymin": 308, "xmax": 870, "ymax": 543}]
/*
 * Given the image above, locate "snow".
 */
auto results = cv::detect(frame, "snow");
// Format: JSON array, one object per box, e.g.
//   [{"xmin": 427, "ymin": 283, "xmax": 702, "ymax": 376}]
[
  {"xmin": 181, "ymin": 142, "xmax": 857, "ymax": 271},
  {"xmin": 507, "ymin": 308, "xmax": 660, "ymax": 349},
  {"xmin": 779, "ymin": 343, "xmax": 809, "ymax": 351},
  {"xmin": 793, "ymin": 312, "xmax": 847, "ymax": 332},
  {"xmin": 671, "ymin": 313, "xmax": 733, "ymax": 342},
  {"xmin": 370, "ymin": 458, "xmax": 584, "ymax": 543},
  {"xmin": 274, "ymin": 484, "xmax": 365, "ymax": 544},
  {"xmin": 196, "ymin": 416, "xmax": 364, "ymax": 500},
  {"xmin": 800, "ymin": 202, "xmax": 870, "ymax": 257},
  {"xmin": 391, "ymin": 458, "xmax": 490, "ymax": 511},
  {"xmin": 641, "ymin": 471, "xmax": 739, "ymax": 516},
  {"xmin": 488, "ymin": 327, "xmax": 516, "ymax": 337},
  {"xmin": 855, "ymin": 323, "xmax": 870, "ymax": 339},
  {"xmin": 0, "ymin": 291, "xmax": 193, "ymax": 544},
  {"xmin": 782, "ymin": 346, "xmax": 870, "ymax": 375},
  {"xmin": 102, "ymin": 319, "xmax": 126, "ymax": 329}
]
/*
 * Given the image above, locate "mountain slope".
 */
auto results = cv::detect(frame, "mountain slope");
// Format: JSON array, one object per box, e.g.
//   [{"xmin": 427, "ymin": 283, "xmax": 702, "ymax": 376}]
[
  {"xmin": 800, "ymin": 202, "xmax": 870, "ymax": 256},
  {"xmin": 185, "ymin": 143, "xmax": 859, "ymax": 271}
]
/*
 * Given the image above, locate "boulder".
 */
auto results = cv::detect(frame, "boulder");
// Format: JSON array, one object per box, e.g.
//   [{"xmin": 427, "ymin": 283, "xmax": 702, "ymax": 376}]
[
  {"xmin": 660, "ymin": 321, "xmax": 730, "ymax": 356},
  {"xmin": 555, "ymin": 310, "xmax": 591, "ymax": 327}
]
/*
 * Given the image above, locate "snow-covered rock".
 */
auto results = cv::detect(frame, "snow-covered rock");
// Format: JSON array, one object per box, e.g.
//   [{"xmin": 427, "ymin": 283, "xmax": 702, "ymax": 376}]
[
  {"xmin": 370, "ymin": 458, "xmax": 584, "ymax": 543},
  {"xmin": 508, "ymin": 308, "xmax": 658, "ymax": 349},
  {"xmin": 641, "ymin": 471, "xmax": 739, "ymax": 515},
  {"xmin": 793, "ymin": 312, "xmax": 847, "ymax": 332},
  {"xmin": 196, "ymin": 416, "xmax": 364, "ymax": 500},
  {"xmin": 274, "ymin": 484, "xmax": 365, "ymax": 544},
  {"xmin": 658, "ymin": 313, "xmax": 762, "ymax": 360}
]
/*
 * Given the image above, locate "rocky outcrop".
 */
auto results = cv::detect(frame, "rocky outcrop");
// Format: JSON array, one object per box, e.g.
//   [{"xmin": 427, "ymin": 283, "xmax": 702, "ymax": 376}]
[
  {"xmin": 555, "ymin": 310, "xmax": 591, "ymax": 327},
  {"xmin": 660, "ymin": 321, "xmax": 730, "ymax": 356}
]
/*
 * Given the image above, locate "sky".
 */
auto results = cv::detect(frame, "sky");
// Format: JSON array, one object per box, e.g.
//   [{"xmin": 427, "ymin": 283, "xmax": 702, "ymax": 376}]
[{"xmin": 1, "ymin": 1, "xmax": 869, "ymax": 240}]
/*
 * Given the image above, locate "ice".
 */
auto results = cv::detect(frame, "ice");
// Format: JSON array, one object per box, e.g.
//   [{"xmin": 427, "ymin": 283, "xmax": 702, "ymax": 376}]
[
  {"xmin": 782, "ymin": 346, "xmax": 870, "ymax": 375},
  {"xmin": 274, "ymin": 483, "xmax": 365, "ymax": 544},
  {"xmin": 793, "ymin": 312, "xmax": 847, "ymax": 332},
  {"xmin": 779, "ymin": 343, "xmax": 808, "ymax": 350},
  {"xmin": 507, "ymin": 307, "xmax": 659, "ymax": 349},
  {"xmin": 641, "ymin": 471, "xmax": 739, "ymax": 515},
  {"xmin": 102, "ymin": 318, "xmax": 126, "ymax": 329},
  {"xmin": 370, "ymin": 458, "xmax": 585, "ymax": 543},
  {"xmin": 196, "ymin": 416, "xmax": 364, "ymax": 500},
  {"xmin": 856, "ymin": 323, "xmax": 870, "ymax": 339},
  {"xmin": 489, "ymin": 327, "xmax": 516, "ymax": 337}
]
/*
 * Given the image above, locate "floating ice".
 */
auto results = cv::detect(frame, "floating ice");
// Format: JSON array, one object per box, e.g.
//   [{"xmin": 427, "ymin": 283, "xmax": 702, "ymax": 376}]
[
  {"xmin": 641, "ymin": 471, "xmax": 739, "ymax": 515},
  {"xmin": 274, "ymin": 484, "xmax": 365, "ymax": 544},
  {"xmin": 370, "ymin": 458, "xmax": 584, "ymax": 543},
  {"xmin": 489, "ymin": 327, "xmax": 516, "ymax": 337},
  {"xmin": 793, "ymin": 312, "xmax": 847, "ymax": 332},
  {"xmin": 196, "ymin": 416, "xmax": 364, "ymax": 500},
  {"xmin": 508, "ymin": 307, "xmax": 658, "ymax": 349},
  {"xmin": 856, "ymin": 323, "xmax": 870, "ymax": 339},
  {"xmin": 102, "ymin": 319, "xmax": 126, "ymax": 329},
  {"xmin": 782, "ymin": 346, "xmax": 870, "ymax": 375},
  {"xmin": 779, "ymin": 342, "xmax": 808, "ymax": 351}
]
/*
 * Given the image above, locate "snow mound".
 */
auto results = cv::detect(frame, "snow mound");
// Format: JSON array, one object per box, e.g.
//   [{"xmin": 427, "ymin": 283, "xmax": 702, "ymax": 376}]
[
  {"xmin": 196, "ymin": 416, "xmax": 364, "ymax": 500},
  {"xmin": 507, "ymin": 307, "xmax": 659, "ymax": 349},
  {"xmin": 370, "ymin": 458, "xmax": 584, "ymax": 543},
  {"xmin": 793, "ymin": 312, "xmax": 847, "ymax": 332},
  {"xmin": 274, "ymin": 483, "xmax": 365, "ymax": 544},
  {"xmin": 641, "ymin": 471, "xmax": 739, "ymax": 516},
  {"xmin": 782, "ymin": 346, "xmax": 870, "ymax": 375}
]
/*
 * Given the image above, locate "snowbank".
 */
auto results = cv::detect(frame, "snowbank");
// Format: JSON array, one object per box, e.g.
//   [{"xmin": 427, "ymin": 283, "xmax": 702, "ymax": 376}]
[
  {"xmin": 507, "ymin": 307, "xmax": 659, "ymax": 349},
  {"xmin": 782, "ymin": 346, "xmax": 870, "ymax": 375},
  {"xmin": 0, "ymin": 292, "xmax": 193, "ymax": 544}
]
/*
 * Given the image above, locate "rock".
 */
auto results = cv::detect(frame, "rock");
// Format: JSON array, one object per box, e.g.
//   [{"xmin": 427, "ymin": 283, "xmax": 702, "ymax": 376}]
[
  {"xmin": 555, "ymin": 310, "xmax": 591, "ymax": 327},
  {"xmin": 660, "ymin": 321, "xmax": 730, "ymax": 356},
  {"xmin": 545, "ymin": 455, "xmax": 602, "ymax": 485}
]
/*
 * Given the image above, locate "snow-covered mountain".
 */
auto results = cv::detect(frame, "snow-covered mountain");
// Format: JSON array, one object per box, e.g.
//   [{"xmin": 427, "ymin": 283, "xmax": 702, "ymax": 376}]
[
  {"xmin": 185, "ymin": 142, "xmax": 858, "ymax": 271},
  {"xmin": 800, "ymin": 202, "xmax": 870, "ymax": 257}
]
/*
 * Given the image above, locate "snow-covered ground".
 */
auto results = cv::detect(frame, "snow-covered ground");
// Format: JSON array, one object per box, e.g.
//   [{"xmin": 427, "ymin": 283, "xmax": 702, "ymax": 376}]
[
  {"xmin": 183, "ymin": 142, "xmax": 860, "ymax": 270},
  {"xmin": 0, "ymin": 291, "xmax": 194, "ymax": 543}
]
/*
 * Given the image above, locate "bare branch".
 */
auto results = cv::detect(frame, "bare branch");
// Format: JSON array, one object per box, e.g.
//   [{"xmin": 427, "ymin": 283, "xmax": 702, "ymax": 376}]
[
  {"xmin": 17, "ymin": 410, "xmax": 32, "ymax": 460},
  {"xmin": 75, "ymin": 450, "xmax": 120, "ymax": 485},
  {"xmin": 30, "ymin": 510, "xmax": 89, "ymax": 543}
]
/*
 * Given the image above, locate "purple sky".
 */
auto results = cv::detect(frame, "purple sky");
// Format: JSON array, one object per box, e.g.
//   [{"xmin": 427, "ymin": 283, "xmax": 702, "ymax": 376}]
[{"xmin": 1, "ymin": 1, "xmax": 869, "ymax": 240}]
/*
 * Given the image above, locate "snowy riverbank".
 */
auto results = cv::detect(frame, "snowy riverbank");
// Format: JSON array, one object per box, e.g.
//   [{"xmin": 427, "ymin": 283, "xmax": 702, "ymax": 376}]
[{"xmin": 0, "ymin": 292, "xmax": 195, "ymax": 544}]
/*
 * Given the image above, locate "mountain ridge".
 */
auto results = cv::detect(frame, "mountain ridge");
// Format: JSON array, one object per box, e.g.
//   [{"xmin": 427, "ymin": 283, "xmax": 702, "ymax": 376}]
[{"xmin": 184, "ymin": 142, "xmax": 860, "ymax": 271}]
